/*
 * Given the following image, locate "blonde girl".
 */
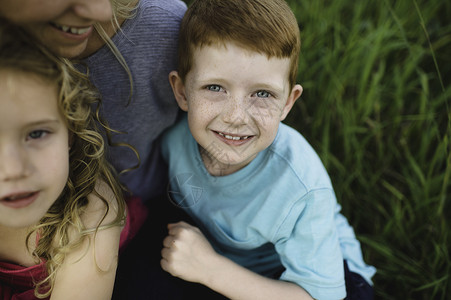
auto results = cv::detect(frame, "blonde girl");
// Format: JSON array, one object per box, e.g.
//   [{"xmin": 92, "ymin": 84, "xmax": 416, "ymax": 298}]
[
  {"xmin": 0, "ymin": 0, "xmax": 187, "ymax": 202},
  {"xmin": 0, "ymin": 20, "xmax": 130, "ymax": 299}
]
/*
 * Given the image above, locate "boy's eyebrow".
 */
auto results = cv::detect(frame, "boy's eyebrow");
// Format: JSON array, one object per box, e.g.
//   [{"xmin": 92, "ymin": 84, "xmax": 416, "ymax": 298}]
[
  {"xmin": 196, "ymin": 76, "xmax": 226, "ymax": 84},
  {"xmin": 198, "ymin": 77, "xmax": 286, "ymax": 93},
  {"xmin": 253, "ymin": 82, "xmax": 285, "ymax": 92},
  {"xmin": 248, "ymin": 82, "xmax": 287, "ymax": 97}
]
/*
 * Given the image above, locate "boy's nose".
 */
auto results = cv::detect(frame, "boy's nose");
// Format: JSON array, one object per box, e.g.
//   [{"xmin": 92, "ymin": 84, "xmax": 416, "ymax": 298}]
[
  {"xmin": 222, "ymin": 96, "xmax": 249, "ymax": 126},
  {"xmin": 0, "ymin": 146, "xmax": 31, "ymax": 181},
  {"xmin": 72, "ymin": 0, "xmax": 113, "ymax": 23}
]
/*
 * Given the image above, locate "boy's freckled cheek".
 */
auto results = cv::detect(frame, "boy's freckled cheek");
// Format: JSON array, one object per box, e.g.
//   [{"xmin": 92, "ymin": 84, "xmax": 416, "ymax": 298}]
[
  {"xmin": 197, "ymin": 101, "xmax": 213, "ymax": 114},
  {"xmin": 201, "ymin": 108, "xmax": 212, "ymax": 119}
]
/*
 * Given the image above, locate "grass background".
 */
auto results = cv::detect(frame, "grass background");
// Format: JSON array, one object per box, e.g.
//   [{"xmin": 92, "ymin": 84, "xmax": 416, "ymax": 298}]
[{"xmin": 183, "ymin": 1, "xmax": 450, "ymax": 299}]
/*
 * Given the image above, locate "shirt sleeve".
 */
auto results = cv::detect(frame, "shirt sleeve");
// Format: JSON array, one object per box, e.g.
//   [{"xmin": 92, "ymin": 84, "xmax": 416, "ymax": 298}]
[{"xmin": 274, "ymin": 188, "xmax": 346, "ymax": 300}]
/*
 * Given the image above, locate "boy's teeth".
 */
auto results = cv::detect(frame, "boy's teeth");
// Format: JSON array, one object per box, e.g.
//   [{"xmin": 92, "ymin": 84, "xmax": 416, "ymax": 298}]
[{"xmin": 218, "ymin": 132, "xmax": 250, "ymax": 140}]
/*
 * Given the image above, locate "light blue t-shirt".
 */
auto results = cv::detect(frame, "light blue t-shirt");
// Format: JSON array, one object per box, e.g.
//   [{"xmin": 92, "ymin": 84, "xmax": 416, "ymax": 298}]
[{"xmin": 162, "ymin": 115, "xmax": 375, "ymax": 299}]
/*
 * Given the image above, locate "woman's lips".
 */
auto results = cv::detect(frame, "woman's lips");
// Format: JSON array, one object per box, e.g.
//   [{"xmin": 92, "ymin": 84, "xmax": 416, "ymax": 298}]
[
  {"xmin": 0, "ymin": 191, "xmax": 39, "ymax": 209},
  {"xmin": 50, "ymin": 22, "xmax": 93, "ymax": 40}
]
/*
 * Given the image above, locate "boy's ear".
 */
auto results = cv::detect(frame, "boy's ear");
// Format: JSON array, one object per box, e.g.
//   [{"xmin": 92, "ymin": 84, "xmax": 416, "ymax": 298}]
[
  {"xmin": 169, "ymin": 71, "xmax": 188, "ymax": 112},
  {"xmin": 280, "ymin": 84, "xmax": 303, "ymax": 121}
]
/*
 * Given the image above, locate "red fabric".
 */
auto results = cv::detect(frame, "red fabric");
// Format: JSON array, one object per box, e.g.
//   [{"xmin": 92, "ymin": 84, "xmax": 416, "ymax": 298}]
[
  {"xmin": 0, "ymin": 196, "xmax": 148, "ymax": 300},
  {"xmin": 119, "ymin": 196, "xmax": 148, "ymax": 252},
  {"xmin": 0, "ymin": 261, "xmax": 47, "ymax": 300}
]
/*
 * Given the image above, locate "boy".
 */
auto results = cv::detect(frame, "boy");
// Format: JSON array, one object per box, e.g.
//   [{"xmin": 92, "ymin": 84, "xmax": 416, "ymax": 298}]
[{"xmin": 160, "ymin": 0, "xmax": 375, "ymax": 299}]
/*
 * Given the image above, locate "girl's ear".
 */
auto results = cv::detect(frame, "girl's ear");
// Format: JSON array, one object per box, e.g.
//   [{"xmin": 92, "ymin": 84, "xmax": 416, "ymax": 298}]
[
  {"xmin": 280, "ymin": 84, "xmax": 303, "ymax": 121},
  {"xmin": 169, "ymin": 71, "xmax": 188, "ymax": 112}
]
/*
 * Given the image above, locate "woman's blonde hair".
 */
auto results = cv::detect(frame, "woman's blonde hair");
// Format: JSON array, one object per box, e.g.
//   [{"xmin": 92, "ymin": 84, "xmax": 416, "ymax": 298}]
[
  {"xmin": 96, "ymin": 0, "xmax": 138, "ymax": 70},
  {"xmin": 92, "ymin": 0, "xmax": 139, "ymax": 104},
  {"xmin": 0, "ymin": 19, "xmax": 126, "ymax": 298}
]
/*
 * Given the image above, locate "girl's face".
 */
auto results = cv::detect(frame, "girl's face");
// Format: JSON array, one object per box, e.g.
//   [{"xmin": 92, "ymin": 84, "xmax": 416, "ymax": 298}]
[
  {"xmin": 0, "ymin": 70, "xmax": 70, "ymax": 229},
  {"xmin": 0, "ymin": 0, "xmax": 113, "ymax": 58}
]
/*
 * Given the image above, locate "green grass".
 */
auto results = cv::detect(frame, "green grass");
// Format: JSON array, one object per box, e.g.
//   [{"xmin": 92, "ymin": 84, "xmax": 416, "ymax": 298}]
[
  {"xmin": 183, "ymin": 0, "xmax": 450, "ymax": 298},
  {"xmin": 285, "ymin": 0, "xmax": 451, "ymax": 299}
]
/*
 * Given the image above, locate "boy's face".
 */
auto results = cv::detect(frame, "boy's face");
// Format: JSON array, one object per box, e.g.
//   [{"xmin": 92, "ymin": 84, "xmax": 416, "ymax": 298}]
[
  {"xmin": 170, "ymin": 42, "xmax": 302, "ymax": 176},
  {"xmin": 0, "ymin": 70, "xmax": 69, "ymax": 229}
]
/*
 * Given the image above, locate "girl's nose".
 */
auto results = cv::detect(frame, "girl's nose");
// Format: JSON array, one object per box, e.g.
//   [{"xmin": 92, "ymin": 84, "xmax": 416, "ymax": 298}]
[
  {"xmin": 72, "ymin": 0, "xmax": 113, "ymax": 23},
  {"xmin": 0, "ymin": 146, "xmax": 31, "ymax": 181}
]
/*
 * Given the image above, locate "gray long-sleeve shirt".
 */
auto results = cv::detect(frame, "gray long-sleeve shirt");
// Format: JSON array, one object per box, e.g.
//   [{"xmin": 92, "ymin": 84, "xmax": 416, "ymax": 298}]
[{"xmin": 81, "ymin": 0, "xmax": 187, "ymax": 202}]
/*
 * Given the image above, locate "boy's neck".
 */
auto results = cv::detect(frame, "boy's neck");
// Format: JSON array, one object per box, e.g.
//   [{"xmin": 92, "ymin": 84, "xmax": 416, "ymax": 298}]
[{"xmin": 199, "ymin": 145, "xmax": 255, "ymax": 176}]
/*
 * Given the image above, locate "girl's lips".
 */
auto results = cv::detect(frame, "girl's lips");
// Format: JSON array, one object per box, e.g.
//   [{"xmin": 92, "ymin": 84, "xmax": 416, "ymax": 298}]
[{"xmin": 0, "ymin": 191, "xmax": 39, "ymax": 209}]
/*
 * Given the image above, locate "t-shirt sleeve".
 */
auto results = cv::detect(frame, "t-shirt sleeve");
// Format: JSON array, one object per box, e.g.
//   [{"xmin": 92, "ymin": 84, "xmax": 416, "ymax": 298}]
[
  {"xmin": 274, "ymin": 188, "xmax": 346, "ymax": 300},
  {"xmin": 160, "ymin": 114, "xmax": 188, "ymax": 163}
]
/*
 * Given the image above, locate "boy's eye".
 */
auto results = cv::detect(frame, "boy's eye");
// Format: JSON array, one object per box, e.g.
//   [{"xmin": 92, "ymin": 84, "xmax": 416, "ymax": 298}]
[
  {"xmin": 256, "ymin": 90, "xmax": 271, "ymax": 98},
  {"xmin": 206, "ymin": 85, "xmax": 222, "ymax": 92},
  {"xmin": 28, "ymin": 130, "xmax": 47, "ymax": 140}
]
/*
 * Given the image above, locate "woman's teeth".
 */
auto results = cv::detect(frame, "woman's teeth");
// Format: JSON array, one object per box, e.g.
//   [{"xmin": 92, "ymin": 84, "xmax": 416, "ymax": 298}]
[
  {"xmin": 53, "ymin": 23, "xmax": 90, "ymax": 35},
  {"xmin": 218, "ymin": 132, "xmax": 250, "ymax": 141}
]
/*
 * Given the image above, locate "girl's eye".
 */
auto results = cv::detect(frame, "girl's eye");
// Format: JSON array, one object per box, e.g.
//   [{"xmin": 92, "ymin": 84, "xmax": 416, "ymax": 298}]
[
  {"xmin": 256, "ymin": 90, "xmax": 271, "ymax": 98},
  {"xmin": 28, "ymin": 130, "xmax": 47, "ymax": 140},
  {"xmin": 206, "ymin": 85, "xmax": 222, "ymax": 92}
]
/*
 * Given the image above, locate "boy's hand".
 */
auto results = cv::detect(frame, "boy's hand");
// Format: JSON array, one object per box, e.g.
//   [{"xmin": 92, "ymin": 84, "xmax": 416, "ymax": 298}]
[
  {"xmin": 160, "ymin": 221, "xmax": 314, "ymax": 300},
  {"xmin": 160, "ymin": 221, "xmax": 218, "ymax": 284}
]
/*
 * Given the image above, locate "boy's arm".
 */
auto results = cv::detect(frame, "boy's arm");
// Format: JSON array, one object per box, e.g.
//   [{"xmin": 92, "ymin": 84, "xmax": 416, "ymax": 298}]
[
  {"xmin": 161, "ymin": 221, "xmax": 314, "ymax": 300},
  {"xmin": 50, "ymin": 181, "xmax": 123, "ymax": 300}
]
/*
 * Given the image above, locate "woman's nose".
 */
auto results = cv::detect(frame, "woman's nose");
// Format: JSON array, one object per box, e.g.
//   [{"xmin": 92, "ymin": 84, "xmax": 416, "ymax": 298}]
[{"xmin": 72, "ymin": 0, "xmax": 113, "ymax": 23}]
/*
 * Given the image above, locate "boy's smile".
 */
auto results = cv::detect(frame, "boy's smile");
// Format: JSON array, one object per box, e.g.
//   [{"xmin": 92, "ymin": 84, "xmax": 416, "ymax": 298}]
[
  {"xmin": 170, "ymin": 42, "xmax": 302, "ymax": 176},
  {"xmin": 213, "ymin": 130, "xmax": 254, "ymax": 145}
]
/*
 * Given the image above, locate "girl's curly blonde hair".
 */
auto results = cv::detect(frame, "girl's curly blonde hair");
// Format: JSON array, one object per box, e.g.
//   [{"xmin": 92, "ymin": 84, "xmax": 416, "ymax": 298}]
[{"xmin": 0, "ymin": 19, "xmax": 127, "ymax": 298}]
